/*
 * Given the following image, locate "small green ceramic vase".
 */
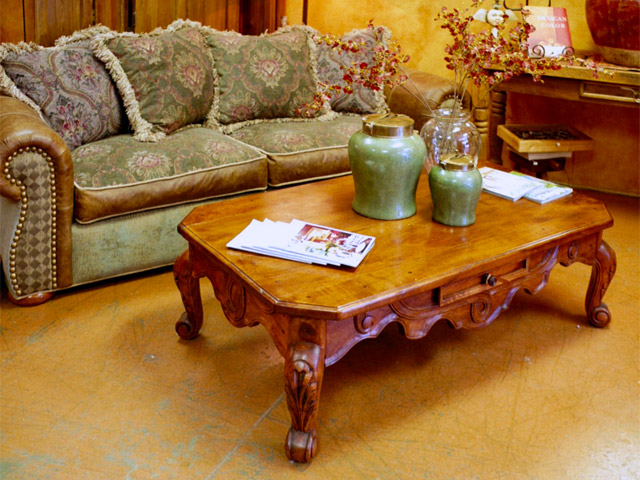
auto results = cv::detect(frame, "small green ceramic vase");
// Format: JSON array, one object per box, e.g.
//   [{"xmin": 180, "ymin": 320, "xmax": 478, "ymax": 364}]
[
  {"xmin": 349, "ymin": 114, "xmax": 426, "ymax": 220},
  {"xmin": 428, "ymin": 155, "xmax": 482, "ymax": 227}
]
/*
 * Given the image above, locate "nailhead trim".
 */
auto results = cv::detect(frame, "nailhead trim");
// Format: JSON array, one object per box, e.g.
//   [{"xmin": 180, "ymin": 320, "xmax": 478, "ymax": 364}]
[{"xmin": 3, "ymin": 146, "xmax": 58, "ymax": 296}]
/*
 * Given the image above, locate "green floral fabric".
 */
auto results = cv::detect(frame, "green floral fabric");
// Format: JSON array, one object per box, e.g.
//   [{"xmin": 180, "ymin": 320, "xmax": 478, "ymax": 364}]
[
  {"xmin": 1, "ymin": 40, "xmax": 126, "ymax": 150},
  {"xmin": 315, "ymin": 27, "xmax": 390, "ymax": 114},
  {"xmin": 230, "ymin": 115, "xmax": 362, "ymax": 154},
  {"xmin": 203, "ymin": 26, "xmax": 326, "ymax": 130},
  {"xmin": 98, "ymin": 26, "xmax": 214, "ymax": 136},
  {"xmin": 73, "ymin": 127, "xmax": 263, "ymax": 188}
]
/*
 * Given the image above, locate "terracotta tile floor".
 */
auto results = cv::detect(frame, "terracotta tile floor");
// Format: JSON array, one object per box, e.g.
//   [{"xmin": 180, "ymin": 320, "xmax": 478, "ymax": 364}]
[{"xmin": 1, "ymin": 191, "xmax": 639, "ymax": 479}]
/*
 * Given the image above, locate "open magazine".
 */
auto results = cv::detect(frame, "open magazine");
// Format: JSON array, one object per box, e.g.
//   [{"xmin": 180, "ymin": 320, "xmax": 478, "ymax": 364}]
[{"xmin": 227, "ymin": 219, "xmax": 375, "ymax": 268}]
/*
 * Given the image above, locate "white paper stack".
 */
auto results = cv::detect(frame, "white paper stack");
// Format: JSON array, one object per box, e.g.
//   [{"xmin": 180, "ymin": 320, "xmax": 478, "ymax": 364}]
[
  {"xmin": 479, "ymin": 167, "xmax": 573, "ymax": 204},
  {"xmin": 510, "ymin": 171, "xmax": 573, "ymax": 204},
  {"xmin": 227, "ymin": 219, "xmax": 375, "ymax": 268},
  {"xmin": 479, "ymin": 167, "xmax": 540, "ymax": 201}
]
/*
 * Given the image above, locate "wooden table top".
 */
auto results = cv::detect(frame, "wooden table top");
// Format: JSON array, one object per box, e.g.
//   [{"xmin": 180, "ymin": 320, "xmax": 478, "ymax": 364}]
[
  {"xmin": 490, "ymin": 52, "xmax": 640, "ymax": 86},
  {"xmin": 179, "ymin": 173, "xmax": 613, "ymax": 320}
]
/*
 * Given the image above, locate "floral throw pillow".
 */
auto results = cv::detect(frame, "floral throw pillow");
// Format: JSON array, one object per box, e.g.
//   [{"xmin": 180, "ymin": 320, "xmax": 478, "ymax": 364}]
[
  {"xmin": 202, "ymin": 25, "xmax": 334, "ymax": 134},
  {"xmin": 315, "ymin": 27, "xmax": 390, "ymax": 114},
  {"xmin": 92, "ymin": 21, "xmax": 214, "ymax": 142},
  {"xmin": 0, "ymin": 26, "xmax": 126, "ymax": 151}
]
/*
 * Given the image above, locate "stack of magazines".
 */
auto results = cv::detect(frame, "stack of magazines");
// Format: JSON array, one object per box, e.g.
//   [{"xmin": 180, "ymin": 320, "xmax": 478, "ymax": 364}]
[
  {"xmin": 227, "ymin": 219, "xmax": 375, "ymax": 268},
  {"xmin": 479, "ymin": 167, "xmax": 573, "ymax": 204}
]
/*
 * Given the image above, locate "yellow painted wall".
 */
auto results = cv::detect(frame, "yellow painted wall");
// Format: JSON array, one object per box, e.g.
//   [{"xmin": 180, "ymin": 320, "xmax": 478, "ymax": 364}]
[{"xmin": 286, "ymin": 0, "xmax": 596, "ymax": 80}]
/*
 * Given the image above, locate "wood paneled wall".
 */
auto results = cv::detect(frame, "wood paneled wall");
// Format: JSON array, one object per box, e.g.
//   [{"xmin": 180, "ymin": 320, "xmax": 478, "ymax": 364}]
[
  {"xmin": 0, "ymin": 0, "xmax": 285, "ymax": 46},
  {"xmin": 1, "ymin": 0, "xmax": 26, "ymax": 44}
]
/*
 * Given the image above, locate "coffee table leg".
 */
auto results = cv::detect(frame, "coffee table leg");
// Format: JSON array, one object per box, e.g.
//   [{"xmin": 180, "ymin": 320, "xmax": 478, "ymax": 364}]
[
  {"xmin": 586, "ymin": 240, "xmax": 616, "ymax": 328},
  {"xmin": 173, "ymin": 250, "xmax": 204, "ymax": 340},
  {"xmin": 284, "ymin": 341, "xmax": 325, "ymax": 463}
]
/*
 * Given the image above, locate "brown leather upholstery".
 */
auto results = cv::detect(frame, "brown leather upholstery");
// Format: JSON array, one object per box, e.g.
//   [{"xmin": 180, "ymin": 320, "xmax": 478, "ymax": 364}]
[
  {"xmin": 266, "ymin": 148, "xmax": 351, "ymax": 187},
  {"xmin": 75, "ymin": 157, "xmax": 268, "ymax": 223},
  {"xmin": 386, "ymin": 68, "xmax": 471, "ymax": 133},
  {"xmin": 0, "ymin": 95, "xmax": 74, "ymax": 289}
]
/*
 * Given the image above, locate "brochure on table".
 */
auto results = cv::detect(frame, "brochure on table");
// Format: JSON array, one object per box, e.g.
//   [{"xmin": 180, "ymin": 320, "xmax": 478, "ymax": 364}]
[
  {"xmin": 510, "ymin": 171, "xmax": 574, "ymax": 204},
  {"xmin": 227, "ymin": 219, "xmax": 375, "ymax": 267},
  {"xmin": 479, "ymin": 167, "xmax": 573, "ymax": 203}
]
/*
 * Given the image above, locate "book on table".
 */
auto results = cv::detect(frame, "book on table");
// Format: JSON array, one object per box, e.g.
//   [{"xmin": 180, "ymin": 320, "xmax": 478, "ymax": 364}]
[
  {"xmin": 227, "ymin": 219, "xmax": 375, "ymax": 268},
  {"xmin": 479, "ymin": 167, "xmax": 573, "ymax": 203},
  {"xmin": 525, "ymin": 6, "xmax": 573, "ymax": 57}
]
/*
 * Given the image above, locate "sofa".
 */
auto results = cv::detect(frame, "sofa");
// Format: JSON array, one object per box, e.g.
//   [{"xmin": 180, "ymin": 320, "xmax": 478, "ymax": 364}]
[{"xmin": 0, "ymin": 20, "xmax": 464, "ymax": 306}]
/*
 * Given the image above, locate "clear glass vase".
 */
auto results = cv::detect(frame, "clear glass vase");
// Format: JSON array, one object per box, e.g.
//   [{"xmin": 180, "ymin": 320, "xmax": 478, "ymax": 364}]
[
  {"xmin": 420, "ymin": 108, "xmax": 482, "ymax": 227},
  {"xmin": 419, "ymin": 108, "xmax": 481, "ymax": 174}
]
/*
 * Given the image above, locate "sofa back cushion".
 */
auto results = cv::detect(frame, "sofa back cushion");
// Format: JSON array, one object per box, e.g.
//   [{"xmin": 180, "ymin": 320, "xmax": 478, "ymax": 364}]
[
  {"xmin": 0, "ymin": 26, "xmax": 126, "ymax": 151},
  {"xmin": 202, "ymin": 25, "xmax": 334, "ymax": 134},
  {"xmin": 92, "ymin": 21, "xmax": 214, "ymax": 142},
  {"xmin": 314, "ymin": 26, "xmax": 391, "ymax": 115}
]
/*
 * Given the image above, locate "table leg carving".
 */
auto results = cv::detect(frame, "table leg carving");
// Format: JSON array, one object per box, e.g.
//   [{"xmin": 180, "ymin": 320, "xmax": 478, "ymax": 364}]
[
  {"xmin": 173, "ymin": 250, "xmax": 204, "ymax": 340},
  {"xmin": 586, "ymin": 240, "xmax": 616, "ymax": 328},
  {"xmin": 284, "ymin": 341, "xmax": 324, "ymax": 463},
  {"xmin": 205, "ymin": 268, "xmax": 261, "ymax": 329}
]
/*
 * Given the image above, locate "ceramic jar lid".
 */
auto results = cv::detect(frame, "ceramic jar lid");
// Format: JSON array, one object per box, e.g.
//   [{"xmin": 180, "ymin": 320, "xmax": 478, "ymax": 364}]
[
  {"xmin": 362, "ymin": 113, "xmax": 414, "ymax": 138},
  {"xmin": 440, "ymin": 154, "xmax": 475, "ymax": 172}
]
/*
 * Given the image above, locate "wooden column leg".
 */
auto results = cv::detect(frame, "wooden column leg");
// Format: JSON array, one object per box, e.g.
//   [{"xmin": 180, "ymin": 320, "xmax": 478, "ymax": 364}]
[
  {"xmin": 472, "ymin": 84, "xmax": 490, "ymax": 162},
  {"xmin": 173, "ymin": 250, "xmax": 204, "ymax": 340},
  {"xmin": 284, "ymin": 341, "xmax": 325, "ymax": 463},
  {"xmin": 586, "ymin": 240, "xmax": 616, "ymax": 328},
  {"xmin": 489, "ymin": 90, "xmax": 507, "ymax": 163}
]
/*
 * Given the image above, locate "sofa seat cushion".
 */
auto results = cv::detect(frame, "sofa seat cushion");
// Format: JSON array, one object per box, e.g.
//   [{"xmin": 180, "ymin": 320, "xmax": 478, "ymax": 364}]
[
  {"xmin": 72, "ymin": 127, "xmax": 267, "ymax": 223},
  {"xmin": 230, "ymin": 114, "xmax": 362, "ymax": 186}
]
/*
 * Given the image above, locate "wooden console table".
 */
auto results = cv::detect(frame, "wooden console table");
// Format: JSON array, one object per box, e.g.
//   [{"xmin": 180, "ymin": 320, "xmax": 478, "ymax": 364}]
[{"xmin": 474, "ymin": 55, "xmax": 640, "ymax": 162}]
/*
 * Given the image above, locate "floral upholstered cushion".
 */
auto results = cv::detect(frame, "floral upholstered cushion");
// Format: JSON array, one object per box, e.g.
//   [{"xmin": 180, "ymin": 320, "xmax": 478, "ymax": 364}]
[
  {"xmin": 0, "ymin": 26, "xmax": 126, "ymax": 151},
  {"xmin": 231, "ymin": 114, "xmax": 361, "ymax": 154},
  {"xmin": 92, "ymin": 21, "xmax": 214, "ymax": 142},
  {"xmin": 202, "ymin": 25, "xmax": 333, "ymax": 134},
  {"xmin": 231, "ymin": 115, "xmax": 362, "ymax": 186},
  {"xmin": 72, "ymin": 127, "xmax": 267, "ymax": 223},
  {"xmin": 315, "ymin": 27, "xmax": 390, "ymax": 114}
]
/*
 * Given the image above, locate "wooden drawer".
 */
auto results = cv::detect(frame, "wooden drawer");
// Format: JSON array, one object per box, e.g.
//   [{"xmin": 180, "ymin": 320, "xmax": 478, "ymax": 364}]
[{"xmin": 439, "ymin": 259, "xmax": 528, "ymax": 306}]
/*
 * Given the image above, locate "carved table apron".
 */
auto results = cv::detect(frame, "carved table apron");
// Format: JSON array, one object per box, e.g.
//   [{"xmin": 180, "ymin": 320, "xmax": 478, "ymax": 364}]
[{"xmin": 172, "ymin": 175, "xmax": 615, "ymax": 463}]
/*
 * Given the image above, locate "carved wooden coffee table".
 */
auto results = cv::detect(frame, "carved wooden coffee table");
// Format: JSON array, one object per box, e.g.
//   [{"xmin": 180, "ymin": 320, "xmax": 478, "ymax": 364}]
[{"xmin": 173, "ymin": 174, "xmax": 615, "ymax": 463}]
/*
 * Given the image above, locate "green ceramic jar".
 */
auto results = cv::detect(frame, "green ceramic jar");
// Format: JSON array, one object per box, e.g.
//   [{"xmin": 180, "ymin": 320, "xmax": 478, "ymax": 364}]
[
  {"xmin": 428, "ymin": 155, "xmax": 482, "ymax": 227},
  {"xmin": 349, "ymin": 114, "xmax": 426, "ymax": 220}
]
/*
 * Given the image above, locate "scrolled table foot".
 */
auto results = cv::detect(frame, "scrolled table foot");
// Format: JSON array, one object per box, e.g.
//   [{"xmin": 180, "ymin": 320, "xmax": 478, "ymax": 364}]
[
  {"xmin": 173, "ymin": 250, "xmax": 204, "ymax": 340},
  {"xmin": 284, "ymin": 340, "xmax": 324, "ymax": 463},
  {"xmin": 175, "ymin": 311, "xmax": 201, "ymax": 340},
  {"xmin": 589, "ymin": 303, "xmax": 611, "ymax": 328},
  {"xmin": 585, "ymin": 240, "xmax": 616, "ymax": 328},
  {"xmin": 285, "ymin": 427, "xmax": 317, "ymax": 463}
]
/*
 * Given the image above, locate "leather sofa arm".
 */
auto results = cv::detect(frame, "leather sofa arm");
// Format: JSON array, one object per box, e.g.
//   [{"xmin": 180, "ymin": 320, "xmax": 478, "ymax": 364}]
[
  {"xmin": 385, "ymin": 68, "xmax": 472, "ymax": 133},
  {"xmin": 0, "ymin": 95, "xmax": 74, "ymax": 298}
]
